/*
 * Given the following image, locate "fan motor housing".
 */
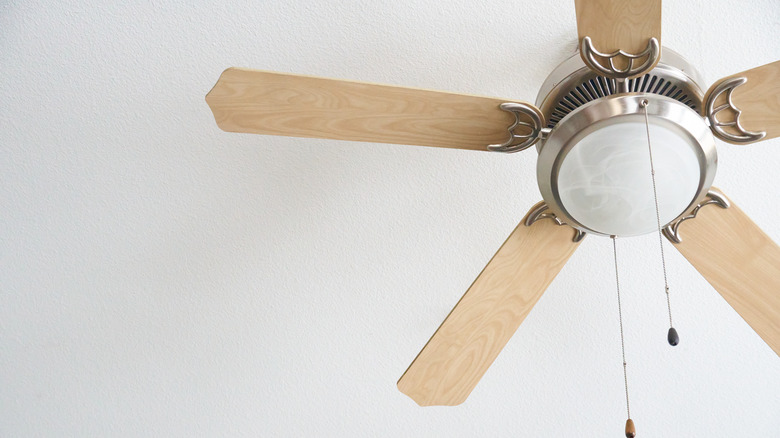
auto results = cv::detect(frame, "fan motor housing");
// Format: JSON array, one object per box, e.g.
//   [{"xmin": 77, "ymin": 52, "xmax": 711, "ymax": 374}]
[{"xmin": 535, "ymin": 47, "xmax": 706, "ymax": 131}]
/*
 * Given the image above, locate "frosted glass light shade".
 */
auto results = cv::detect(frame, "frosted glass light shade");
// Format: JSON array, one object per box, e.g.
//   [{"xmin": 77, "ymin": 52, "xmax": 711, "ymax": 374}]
[{"xmin": 557, "ymin": 121, "xmax": 700, "ymax": 236}]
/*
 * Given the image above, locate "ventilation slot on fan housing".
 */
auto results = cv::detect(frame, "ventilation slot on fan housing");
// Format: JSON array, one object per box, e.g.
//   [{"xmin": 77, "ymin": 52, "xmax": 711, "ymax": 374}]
[{"xmin": 547, "ymin": 74, "xmax": 698, "ymax": 129}]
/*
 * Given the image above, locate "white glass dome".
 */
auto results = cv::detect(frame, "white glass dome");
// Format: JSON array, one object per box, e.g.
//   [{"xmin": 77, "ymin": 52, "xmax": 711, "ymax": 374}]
[{"xmin": 557, "ymin": 121, "xmax": 701, "ymax": 236}]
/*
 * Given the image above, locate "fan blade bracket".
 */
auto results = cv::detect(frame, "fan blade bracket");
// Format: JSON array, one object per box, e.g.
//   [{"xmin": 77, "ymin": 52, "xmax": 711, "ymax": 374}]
[
  {"xmin": 580, "ymin": 36, "xmax": 660, "ymax": 81},
  {"xmin": 525, "ymin": 201, "xmax": 587, "ymax": 242},
  {"xmin": 703, "ymin": 60, "xmax": 780, "ymax": 144},
  {"xmin": 662, "ymin": 189, "xmax": 730, "ymax": 244},
  {"xmin": 705, "ymin": 77, "xmax": 768, "ymax": 144},
  {"xmin": 487, "ymin": 103, "xmax": 547, "ymax": 153}
]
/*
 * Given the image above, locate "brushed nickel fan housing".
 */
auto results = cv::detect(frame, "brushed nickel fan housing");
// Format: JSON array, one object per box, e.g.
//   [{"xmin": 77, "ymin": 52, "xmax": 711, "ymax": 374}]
[{"xmin": 534, "ymin": 48, "xmax": 716, "ymax": 237}]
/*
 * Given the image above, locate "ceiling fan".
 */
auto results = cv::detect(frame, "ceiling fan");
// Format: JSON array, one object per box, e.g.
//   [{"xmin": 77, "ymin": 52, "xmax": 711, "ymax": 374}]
[{"xmin": 206, "ymin": 0, "xmax": 780, "ymax": 411}]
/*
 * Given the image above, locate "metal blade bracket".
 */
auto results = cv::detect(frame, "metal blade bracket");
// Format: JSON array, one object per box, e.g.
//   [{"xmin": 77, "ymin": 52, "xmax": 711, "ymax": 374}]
[
  {"xmin": 580, "ymin": 36, "xmax": 660, "ymax": 80},
  {"xmin": 525, "ymin": 202, "xmax": 586, "ymax": 243},
  {"xmin": 705, "ymin": 77, "xmax": 767, "ymax": 144},
  {"xmin": 662, "ymin": 189, "xmax": 730, "ymax": 244},
  {"xmin": 487, "ymin": 103, "xmax": 547, "ymax": 153}
]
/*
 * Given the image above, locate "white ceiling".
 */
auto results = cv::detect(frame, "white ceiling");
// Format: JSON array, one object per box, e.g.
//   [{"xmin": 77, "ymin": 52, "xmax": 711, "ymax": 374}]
[{"xmin": 2, "ymin": 1, "xmax": 779, "ymax": 436}]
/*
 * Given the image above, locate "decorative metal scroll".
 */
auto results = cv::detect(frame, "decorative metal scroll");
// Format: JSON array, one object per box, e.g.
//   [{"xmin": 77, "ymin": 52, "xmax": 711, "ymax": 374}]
[
  {"xmin": 705, "ymin": 77, "xmax": 766, "ymax": 144},
  {"xmin": 662, "ymin": 189, "xmax": 730, "ymax": 244},
  {"xmin": 487, "ymin": 103, "xmax": 545, "ymax": 153},
  {"xmin": 525, "ymin": 202, "xmax": 586, "ymax": 243},
  {"xmin": 580, "ymin": 36, "xmax": 660, "ymax": 80}
]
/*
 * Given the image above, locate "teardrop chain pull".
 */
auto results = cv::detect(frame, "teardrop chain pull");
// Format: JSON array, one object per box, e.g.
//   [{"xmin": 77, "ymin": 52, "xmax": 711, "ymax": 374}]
[
  {"xmin": 625, "ymin": 418, "xmax": 637, "ymax": 438},
  {"xmin": 667, "ymin": 327, "xmax": 679, "ymax": 346},
  {"xmin": 640, "ymin": 99, "xmax": 679, "ymax": 347}
]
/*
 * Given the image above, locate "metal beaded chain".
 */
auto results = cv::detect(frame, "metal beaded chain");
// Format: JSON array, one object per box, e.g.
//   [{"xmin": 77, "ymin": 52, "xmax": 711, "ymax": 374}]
[
  {"xmin": 640, "ymin": 99, "xmax": 679, "ymax": 347},
  {"xmin": 611, "ymin": 237, "xmax": 635, "ymax": 438}
]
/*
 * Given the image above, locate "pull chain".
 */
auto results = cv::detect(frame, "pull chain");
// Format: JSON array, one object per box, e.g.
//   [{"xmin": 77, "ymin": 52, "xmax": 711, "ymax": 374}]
[
  {"xmin": 640, "ymin": 100, "xmax": 679, "ymax": 347},
  {"xmin": 612, "ymin": 237, "xmax": 636, "ymax": 438}
]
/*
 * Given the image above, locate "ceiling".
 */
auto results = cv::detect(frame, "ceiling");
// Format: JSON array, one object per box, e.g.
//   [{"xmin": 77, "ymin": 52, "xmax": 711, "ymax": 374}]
[{"xmin": 2, "ymin": 0, "xmax": 779, "ymax": 436}]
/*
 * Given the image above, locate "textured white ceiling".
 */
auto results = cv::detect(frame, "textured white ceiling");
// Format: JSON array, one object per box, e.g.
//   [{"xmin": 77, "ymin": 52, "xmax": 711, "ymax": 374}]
[{"xmin": 2, "ymin": 1, "xmax": 779, "ymax": 436}]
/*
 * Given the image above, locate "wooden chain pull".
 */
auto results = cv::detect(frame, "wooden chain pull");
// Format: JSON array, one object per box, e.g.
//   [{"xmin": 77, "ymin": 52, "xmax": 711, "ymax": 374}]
[{"xmin": 625, "ymin": 418, "xmax": 636, "ymax": 437}]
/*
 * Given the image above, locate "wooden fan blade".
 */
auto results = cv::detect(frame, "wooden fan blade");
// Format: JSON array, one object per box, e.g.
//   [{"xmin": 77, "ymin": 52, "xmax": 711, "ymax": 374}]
[
  {"xmin": 574, "ymin": 0, "xmax": 662, "ymax": 75},
  {"xmin": 397, "ymin": 206, "xmax": 581, "ymax": 406},
  {"xmin": 703, "ymin": 60, "xmax": 780, "ymax": 144},
  {"xmin": 205, "ymin": 68, "xmax": 538, "ymax": 150},
  {"xmin": 670, "ymin": 190, "xmax": 780, "ymax": 356}
]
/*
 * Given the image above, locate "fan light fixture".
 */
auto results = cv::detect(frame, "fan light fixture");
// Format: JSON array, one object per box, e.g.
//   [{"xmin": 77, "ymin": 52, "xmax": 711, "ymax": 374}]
[
  {"xmin": 537, "ymin": 94, "xmax": 717, "ymax": 237},
  {"xmin": 534, "ymin": 49, "xmax": 717, "ymax": 237}
]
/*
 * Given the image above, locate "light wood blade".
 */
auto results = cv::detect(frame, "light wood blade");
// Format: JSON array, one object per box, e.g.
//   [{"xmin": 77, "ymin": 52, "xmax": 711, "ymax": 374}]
[
  {"xmin": 205, "ymin": 68, "xmax": 536, "ymax": 150},
  {"xmin": 574, "ymin": 0, "xmax": 662, "ymax": 73},
  {"xmin": 670, "ymin": 191, "xmax": 780, "ymax": 356},
  {"xmin": 703, "ymin": 60, "xmax": 780, "ymax": 144},
  {"xmin": 397, "ymin": 207, "xmax": 581, "ymax": 406}
]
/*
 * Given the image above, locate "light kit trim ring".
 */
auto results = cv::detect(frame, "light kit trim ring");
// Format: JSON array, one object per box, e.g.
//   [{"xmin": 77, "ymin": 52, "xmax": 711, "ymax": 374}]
[{"xmin": 536, "ymin": 93, "xmax": 717, "ymax": 237}]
